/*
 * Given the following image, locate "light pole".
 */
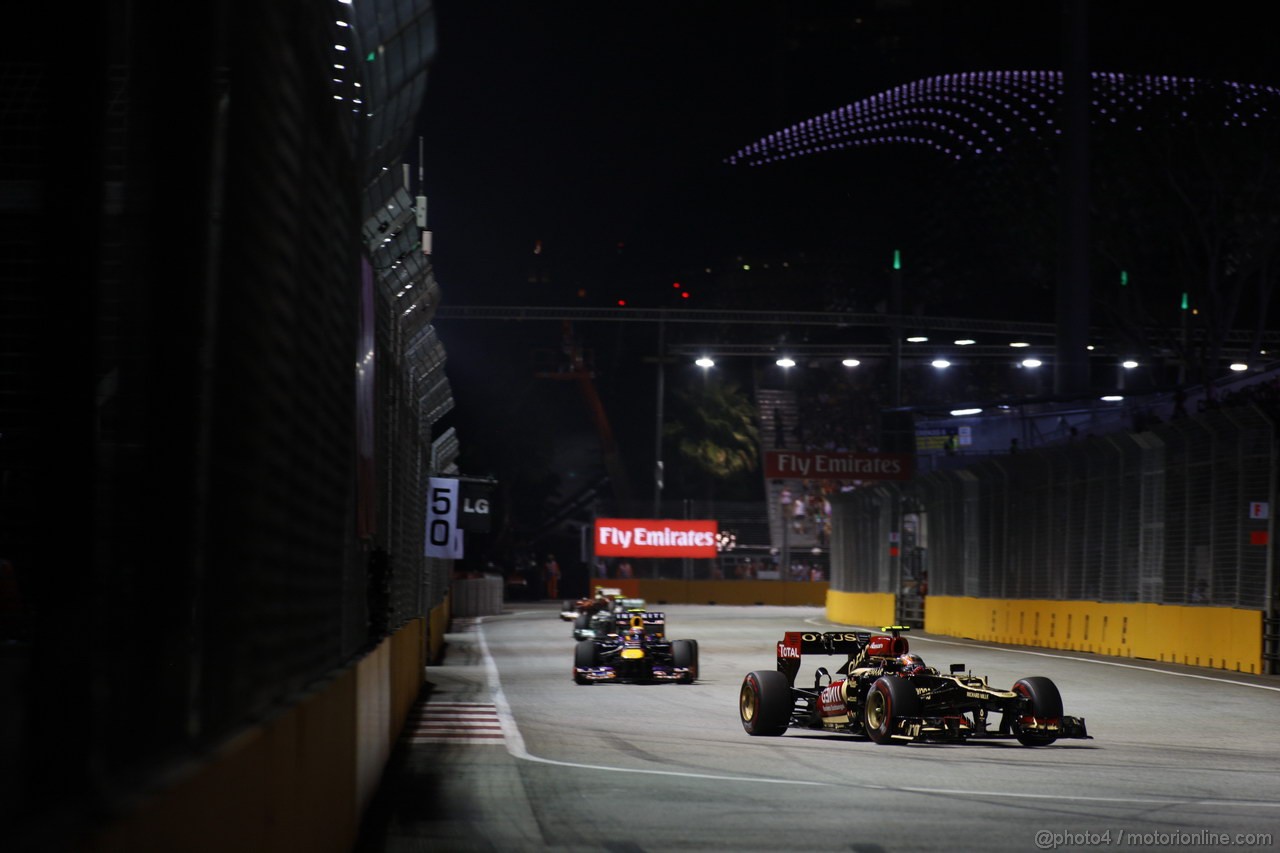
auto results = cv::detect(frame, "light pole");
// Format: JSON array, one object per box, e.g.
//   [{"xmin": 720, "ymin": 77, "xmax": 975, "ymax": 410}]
[
  {"xmin": 645, "ymin": 319, "xmax": 688, "ymax": 529},
  {"xmin": 779, "ymin": 490, "xmax": 791, "ymax": 581},
  {"xmin": 890, "ymin": 249, "xmax": 903, "ymax": 408},
  {"xmin": 652, "ymin": 318, "xmax": 666, "ymax": 519}
]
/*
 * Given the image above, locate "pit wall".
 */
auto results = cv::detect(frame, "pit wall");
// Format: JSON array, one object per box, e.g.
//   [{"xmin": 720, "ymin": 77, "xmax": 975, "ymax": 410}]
[
  {"xmin": 597, "ymin": 579, "xmax": 828, "ymax": 607},
  {"xmin": 923, "ymin": 596, "xmax": 1264, "ymax": 674},
  {"xmin": 85, "ymin": 613, "xmax": 435, "ymax": 853}
]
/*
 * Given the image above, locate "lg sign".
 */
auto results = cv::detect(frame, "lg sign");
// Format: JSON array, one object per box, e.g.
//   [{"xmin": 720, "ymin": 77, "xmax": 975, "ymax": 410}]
[{"xmin": 595, "ymin": 518, "xmax": 719, "ymax": 558}]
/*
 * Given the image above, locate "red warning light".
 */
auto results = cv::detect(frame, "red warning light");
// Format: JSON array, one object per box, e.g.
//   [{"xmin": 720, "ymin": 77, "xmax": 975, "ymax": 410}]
[
  {"xmin": 681, "ymin": 292, "xmax": 690, "ymax": 299},
  {"xmin": 616, "ymin": 299, "xmax": 627, "ymax": 307},
  {"xmin": 672, "ymin": 281, "xmax": 681, "ymax": 288}
]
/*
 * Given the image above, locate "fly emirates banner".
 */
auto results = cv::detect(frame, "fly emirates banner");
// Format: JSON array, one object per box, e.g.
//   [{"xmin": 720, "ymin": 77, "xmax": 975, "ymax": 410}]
[
  {"xmin": 595, "ymin": 518, "xmax": 719, "ymax": 558},
  {"xmin": 763, "ymin": 450, "xmax": 913, "ymax": 481}
]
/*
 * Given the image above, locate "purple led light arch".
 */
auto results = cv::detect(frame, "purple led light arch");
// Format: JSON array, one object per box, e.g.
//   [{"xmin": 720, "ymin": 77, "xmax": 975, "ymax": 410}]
[{"xmin": 726, "ymin": 71, "xmax": 1279, "ymax": 167}]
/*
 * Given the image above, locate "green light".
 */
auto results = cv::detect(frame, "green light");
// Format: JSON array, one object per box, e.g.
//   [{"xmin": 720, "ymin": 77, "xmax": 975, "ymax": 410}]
[
  {"xmin": 893, "ymin": 249, "xmax": 901, "ymax": 271},
  {"xmin": 1181, "ymin": 292, "xmax": 1189, "ymax": 310},
  {"xmin": 366, "ymin": 51, "xmax": 377, "ymax": 62},
  {"xmin": 1120, "ymin": 270, "xmax": 1128, "ymax": 287}
]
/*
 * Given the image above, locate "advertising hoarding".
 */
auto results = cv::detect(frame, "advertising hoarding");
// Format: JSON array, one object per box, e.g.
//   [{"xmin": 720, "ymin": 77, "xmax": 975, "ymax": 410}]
[
  {"xmin": 595, "ymin": 518, "xmax": 719, "ymax": 558},
  {"xmin": 763, "ymin": 450, "xmax": 913, "ymax": 481}
]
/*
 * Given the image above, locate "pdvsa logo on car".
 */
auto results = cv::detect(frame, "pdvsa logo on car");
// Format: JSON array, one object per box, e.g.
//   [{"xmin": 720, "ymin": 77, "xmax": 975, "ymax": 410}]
[
  {"xmin": 820, "ymin": 683, "xmax": 846, "ymax": 707},
  {"xmin": 595, "ymin": 518, "xmax": 719, "ymax": 558}
]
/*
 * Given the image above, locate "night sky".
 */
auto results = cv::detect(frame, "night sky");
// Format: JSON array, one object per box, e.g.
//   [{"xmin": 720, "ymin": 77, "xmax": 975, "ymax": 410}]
[
  {"xmin": 414, "ymin": 1, "xmax": 1280, "ymax": 544},
  {"xmin": 419, "ymin": 1, "xmax": 1276, "ymax": 305}
]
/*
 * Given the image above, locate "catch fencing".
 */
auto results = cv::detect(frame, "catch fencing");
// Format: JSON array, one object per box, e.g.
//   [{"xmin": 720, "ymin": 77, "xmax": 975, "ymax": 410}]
[
  {"xmin": 1, "ymin": 0, "xmax": 447, "ymax": 826},
  {"xmin": 831, "ymin": 404, "xmax": 1276, "ymax": 612}
]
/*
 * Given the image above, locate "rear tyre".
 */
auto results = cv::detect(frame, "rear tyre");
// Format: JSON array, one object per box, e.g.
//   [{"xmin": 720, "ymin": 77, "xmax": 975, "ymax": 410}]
[
  {"xmin": 573, "ymin": 640, "xmax": 597, "ymax": 685},
  {"xmin": 672, "ymin": 639, "xmax": 698, "ymax": 684},
  {"xmin": 1010, "ymin": 676, "xmax": 1062, "ymax": 746},
  {"xmin": 864, "ymin": 676, "xmax": 920, "ymax": 744},
  {"xmin": 739, "ymin": 670, "xmax": 791, "ymax": 736}
]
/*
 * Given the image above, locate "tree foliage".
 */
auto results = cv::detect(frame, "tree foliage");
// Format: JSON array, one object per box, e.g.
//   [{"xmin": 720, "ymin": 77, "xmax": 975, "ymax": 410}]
[{"xmin": 663, "ymin": 374, "xmax": 760, "ymax": 498}]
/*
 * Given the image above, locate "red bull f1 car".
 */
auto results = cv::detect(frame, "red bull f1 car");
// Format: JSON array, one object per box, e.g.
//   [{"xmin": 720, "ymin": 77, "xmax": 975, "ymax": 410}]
[
  {"xmin": 739, "ymin": 627, "xmax": 1089, "ymax": 746},
  {"xmin": 573, "ymin": 609, "xmax": 698, "ymax": 685}
]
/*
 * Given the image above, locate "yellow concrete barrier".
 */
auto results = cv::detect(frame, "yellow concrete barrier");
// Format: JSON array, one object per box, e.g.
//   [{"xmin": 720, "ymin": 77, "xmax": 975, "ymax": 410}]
[
  {"xmin": 85, "ymin": 618, "xmax": 427, "ymax": 853},
  {"xmin": 428, "ymin": 596, "xmax": 450, "ymax": 663},
  {"xmin": 825, "ymin": 590, "xmax": 898, "ymax": 628},
  {"xmin": 925, "ymin": 596, "xmax": 1263, "ymax": 673}
]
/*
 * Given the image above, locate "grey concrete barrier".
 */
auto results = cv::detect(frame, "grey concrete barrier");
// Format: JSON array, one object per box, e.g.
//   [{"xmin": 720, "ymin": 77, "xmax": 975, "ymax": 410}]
[{"xmin": 450, "ymin": 575, "xmax": 504, "ymax": 616}]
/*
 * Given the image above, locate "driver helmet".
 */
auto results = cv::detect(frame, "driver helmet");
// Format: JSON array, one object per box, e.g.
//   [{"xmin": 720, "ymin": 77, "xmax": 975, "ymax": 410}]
[{"xmin": 897, "ymin": 653, "xmax": 927, "ymax": 675}]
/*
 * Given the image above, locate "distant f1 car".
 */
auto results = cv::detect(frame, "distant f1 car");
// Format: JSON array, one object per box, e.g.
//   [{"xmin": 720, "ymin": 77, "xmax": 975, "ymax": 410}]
[
  {"xmin": 573, "ymin": 609, "xmax": 698, "ymax": 685},
  {"xmin": 565, "ymin": 588, "xmax": 649, "ymax": 641},
  {"xmin": 739, "ymin": 627, "xmax": 1089, "ymax": 746},
  {"xmin": 560, "ymin": 587, "xmax": 625, "ymax": 622}
]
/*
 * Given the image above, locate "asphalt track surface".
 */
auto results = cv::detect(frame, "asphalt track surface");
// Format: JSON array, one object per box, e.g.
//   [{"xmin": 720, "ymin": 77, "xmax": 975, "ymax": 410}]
[{"xmin": 357, "ymin": 604, "xmax": 1280, "ymax": 853}]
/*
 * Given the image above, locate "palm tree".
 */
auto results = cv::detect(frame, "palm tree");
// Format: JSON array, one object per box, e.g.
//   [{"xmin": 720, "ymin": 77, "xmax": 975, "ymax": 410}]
[{"xmin": 664, "ymin": 374, "xmax": 760, "ymax": 499}]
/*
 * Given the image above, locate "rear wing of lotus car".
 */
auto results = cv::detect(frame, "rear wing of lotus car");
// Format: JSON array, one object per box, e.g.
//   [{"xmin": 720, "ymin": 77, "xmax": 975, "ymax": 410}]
[{"xmin": 776, "ymin": 627, "xmax": 912, "ymax": 686}]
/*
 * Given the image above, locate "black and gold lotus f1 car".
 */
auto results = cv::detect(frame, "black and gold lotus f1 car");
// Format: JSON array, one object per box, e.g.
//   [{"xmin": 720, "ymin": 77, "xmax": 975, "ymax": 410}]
[{"xmin": 739, "ymin": 627, "xmax": 1090, "ymax": 746}]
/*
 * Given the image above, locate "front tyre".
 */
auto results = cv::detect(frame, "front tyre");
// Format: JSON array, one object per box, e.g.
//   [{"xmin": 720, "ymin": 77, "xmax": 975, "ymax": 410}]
[
  {"xmin": 864, "ymin": 676, "xmax": 921, "ymax": 744},
  {"xmin": 1010, "ymin": 676, "xmax": 1063, "ymax": 746},
  {"xmin": 672, "ymin": 639, "xmax": 698, "ymax": 684},
  {"xmin": 573, "ymin": 640, "xmax": 597, "ymax": 685},
  {"xmin": 740, "ymin": 670, "xmax": 791, "ymax": 736}
]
